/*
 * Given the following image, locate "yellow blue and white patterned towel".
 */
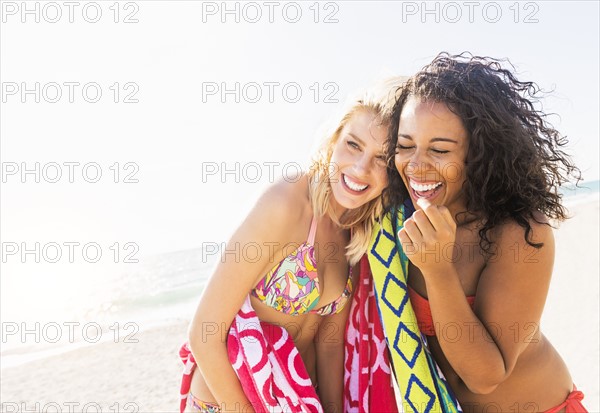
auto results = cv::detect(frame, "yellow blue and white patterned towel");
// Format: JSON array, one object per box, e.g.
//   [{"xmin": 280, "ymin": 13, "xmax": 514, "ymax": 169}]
[{"xmin": 367, "ymin": 205, "xmax": 462, "ymax": 413}]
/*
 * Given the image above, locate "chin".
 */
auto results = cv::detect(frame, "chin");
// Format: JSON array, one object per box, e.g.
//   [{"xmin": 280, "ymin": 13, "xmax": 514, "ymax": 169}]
[{"xmin": 331, "ymin": 188, "xmax": 367, "ymax": 211}]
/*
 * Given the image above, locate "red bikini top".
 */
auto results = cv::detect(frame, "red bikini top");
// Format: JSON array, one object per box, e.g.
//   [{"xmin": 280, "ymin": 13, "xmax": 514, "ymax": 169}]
[{"xmin": 408, "ymin": 284, "xmax": 476, "ymax": 336}]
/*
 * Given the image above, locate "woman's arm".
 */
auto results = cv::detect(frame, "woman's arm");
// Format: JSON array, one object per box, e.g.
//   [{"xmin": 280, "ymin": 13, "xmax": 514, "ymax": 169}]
[
  {"xmin": 315, "ymin": 264, "xmax": 358, "ymax": 412},
  {"xmin": 188, "ymin": 182, "xmax": 304, "ymax": 412},
  {"xmin": 399, "ymin": 200, "xmax": 554, "ymax": 394}
]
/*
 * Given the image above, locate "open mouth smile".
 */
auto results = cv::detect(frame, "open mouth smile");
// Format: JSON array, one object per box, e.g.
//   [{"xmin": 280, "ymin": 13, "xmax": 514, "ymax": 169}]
[
  {"xmin": 409, "ymin": 179, "xmax": 443, "ymax": 199},
  {"xmin": 342, "ymin": 174, "xmax": 369, "ymax": 193}
]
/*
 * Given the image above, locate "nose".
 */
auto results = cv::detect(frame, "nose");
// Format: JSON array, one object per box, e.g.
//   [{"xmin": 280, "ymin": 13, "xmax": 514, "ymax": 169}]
[
  {"xmin": 352, "ymin": 152, "xmax": 371, "ymax": 178},
  {"xmin": 406, "ymin": 148, "xmax": 433, "ymax": 177}
]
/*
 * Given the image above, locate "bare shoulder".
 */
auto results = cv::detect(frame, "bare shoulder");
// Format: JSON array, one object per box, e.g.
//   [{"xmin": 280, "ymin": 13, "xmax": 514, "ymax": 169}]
[
  {"xmin": 245, "ymin": 174, "xmax": 311, "ymax": 233},
  {"xmin": 486, "ymin": 213, "xmax": 555, "ymax": 272},
  {"xmin": 492, "ymin": 213, "xmax": 554, "ymax": 251}
]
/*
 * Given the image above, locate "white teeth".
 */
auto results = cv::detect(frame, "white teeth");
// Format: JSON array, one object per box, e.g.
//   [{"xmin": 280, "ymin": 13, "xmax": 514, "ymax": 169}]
[
  {"xmin": 410, "ymin": 180, "xmax": 442, "ymax": 192},
  {"xmin": 343, "ymin": 174, "xmax": 368, "ymax": 191}
]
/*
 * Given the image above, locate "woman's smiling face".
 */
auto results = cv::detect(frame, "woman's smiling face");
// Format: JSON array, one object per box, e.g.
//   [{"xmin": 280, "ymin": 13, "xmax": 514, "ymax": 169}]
[
  {"xmin": 329, "ymin": 109, "xmax": 389, "ymax": 211},
  {"xmin": 394, "ymin": 96, "xmax": 469, "ymax": 216}
]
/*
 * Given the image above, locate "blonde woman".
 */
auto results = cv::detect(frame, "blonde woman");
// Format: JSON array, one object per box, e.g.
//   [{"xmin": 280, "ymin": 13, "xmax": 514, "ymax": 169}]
[{"xmin": 179, "ymin": 81, "xmax": 401, "ymax": 413}]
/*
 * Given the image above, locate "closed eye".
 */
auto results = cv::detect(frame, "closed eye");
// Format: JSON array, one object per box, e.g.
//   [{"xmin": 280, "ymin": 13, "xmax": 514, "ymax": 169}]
[{"xmin": 396, "ymin": 144, "xmax": 449, "ymax": 155}]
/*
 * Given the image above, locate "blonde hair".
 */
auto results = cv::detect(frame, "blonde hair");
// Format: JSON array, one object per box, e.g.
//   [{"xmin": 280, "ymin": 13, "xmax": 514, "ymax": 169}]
[{"xmin": 307, "ymin": 77, "xmax": 407, "ymax": 265}]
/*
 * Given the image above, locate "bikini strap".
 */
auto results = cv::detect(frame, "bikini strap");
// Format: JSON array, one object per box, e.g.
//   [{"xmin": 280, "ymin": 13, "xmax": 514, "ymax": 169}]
[{"xmin": 307, "ymin": 216, "xmax": 318, "ymax": 245}]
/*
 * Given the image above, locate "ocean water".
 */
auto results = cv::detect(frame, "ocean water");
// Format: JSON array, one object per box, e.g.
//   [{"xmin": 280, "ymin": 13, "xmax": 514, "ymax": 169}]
[
  {"xmin": 560, "ymin": 179, "xmax": 600, "ymax": 205},
  {"xmin": 2, "ymin": 180, "xmax": 598, "ymax": 369},
  {"xmin": 0, "ymin": 248, "xmax": 214, "ymax": 368}
]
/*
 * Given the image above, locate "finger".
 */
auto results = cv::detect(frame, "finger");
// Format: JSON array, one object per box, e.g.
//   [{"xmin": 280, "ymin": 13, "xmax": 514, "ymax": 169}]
[
  {"xmin": 416, "ymin": 198, "xmax": 455, "ymax": 232},
  {"xmin": 397, "ymin": 227, "xmax": 412, "ymax": 245},
  {"xmin": 437, "ymin": 205, "xmax": 457, "ymax": 230},
  {"xmin": 416, "ymin": 197, "xmax": 432, "ymax": 210},
  {"xmin": 398, "ymin": 229, "xmax": 418, "ymax": 257},
  {"xmin": 412, "ymin": 209, "xmax": 435, "ymax": 237},
  {"xmin": 416, "ymin": 201, "xmax": 448, "ymax": 232},
  {"xmin": 402, "ymin": 218, "xmax": 423, "ymax": 242}
]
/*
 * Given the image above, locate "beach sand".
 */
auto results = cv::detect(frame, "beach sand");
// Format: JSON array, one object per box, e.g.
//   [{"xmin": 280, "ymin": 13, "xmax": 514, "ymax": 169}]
[
  {"xmin": 1, "ymin": 320, "xmax": 189, "ymax": 412},
  {"xmin": 2, "ymin": 199, "xmax": 598, "ymax": 412},
  {"xmin": 542, "ymin": 198, "xmax": 600, "ymax": 410}
]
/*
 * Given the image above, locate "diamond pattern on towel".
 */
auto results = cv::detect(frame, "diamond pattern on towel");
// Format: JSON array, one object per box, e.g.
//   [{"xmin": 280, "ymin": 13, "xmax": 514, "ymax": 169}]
[
  {"xmin": 370, "ymin": 229, "xmax": 397, "ymax": 267},
  {"xmin": 381, "ymin": 272, "xmax": 409, "ymax": 317},
  {"xmin": 405, "ymin": 374, "xmax": 436, "ymax": 413},
  {"xmin": 393, "ymin": 322, "xmax": 422, "ymax": 368},
  {"xmin": 367, "ymin": 207, "xmax": 462, "ymax": 413}
]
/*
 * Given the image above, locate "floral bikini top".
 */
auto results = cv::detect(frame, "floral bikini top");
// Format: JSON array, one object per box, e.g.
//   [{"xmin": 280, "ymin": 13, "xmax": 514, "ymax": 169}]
[{"xmin": 251, "ymin": 216, "xmax": 353, "ymax": 316}]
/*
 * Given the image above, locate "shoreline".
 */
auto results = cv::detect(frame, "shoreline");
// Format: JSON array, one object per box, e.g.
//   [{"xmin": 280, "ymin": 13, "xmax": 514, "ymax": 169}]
[{"xmin": 0, "ymin": 315, "xmax": 192, "ymax": 370}]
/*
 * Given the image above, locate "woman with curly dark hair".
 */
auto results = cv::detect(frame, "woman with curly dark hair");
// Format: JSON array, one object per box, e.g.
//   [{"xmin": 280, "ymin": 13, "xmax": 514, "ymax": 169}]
[{"xmin": 380, "ymin": 53, "xmax": 588, "ymax": 412}]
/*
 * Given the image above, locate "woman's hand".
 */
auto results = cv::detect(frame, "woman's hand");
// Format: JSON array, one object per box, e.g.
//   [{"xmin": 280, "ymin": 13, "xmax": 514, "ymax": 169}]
[{"xmin": 397, "ymin": 197, "xmax": 458, "ymax": 277}]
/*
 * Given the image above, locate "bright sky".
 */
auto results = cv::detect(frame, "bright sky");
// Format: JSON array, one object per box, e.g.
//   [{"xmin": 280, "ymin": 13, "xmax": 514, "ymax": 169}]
[{"xmin": 1, "ymin": 0, "xmax": 599, "ymax": 259}]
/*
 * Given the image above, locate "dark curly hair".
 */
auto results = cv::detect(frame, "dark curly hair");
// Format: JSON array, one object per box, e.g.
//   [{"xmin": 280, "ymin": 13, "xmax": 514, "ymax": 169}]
[{"xmin": 384, "ymin": 52, "xmax": 582, "ymax": 255}]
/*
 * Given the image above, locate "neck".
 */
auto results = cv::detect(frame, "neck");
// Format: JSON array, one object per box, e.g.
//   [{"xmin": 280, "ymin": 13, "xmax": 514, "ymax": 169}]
[{"xmin": 328, "ymin": 195, "xmax": 348, "ymax": 224}]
